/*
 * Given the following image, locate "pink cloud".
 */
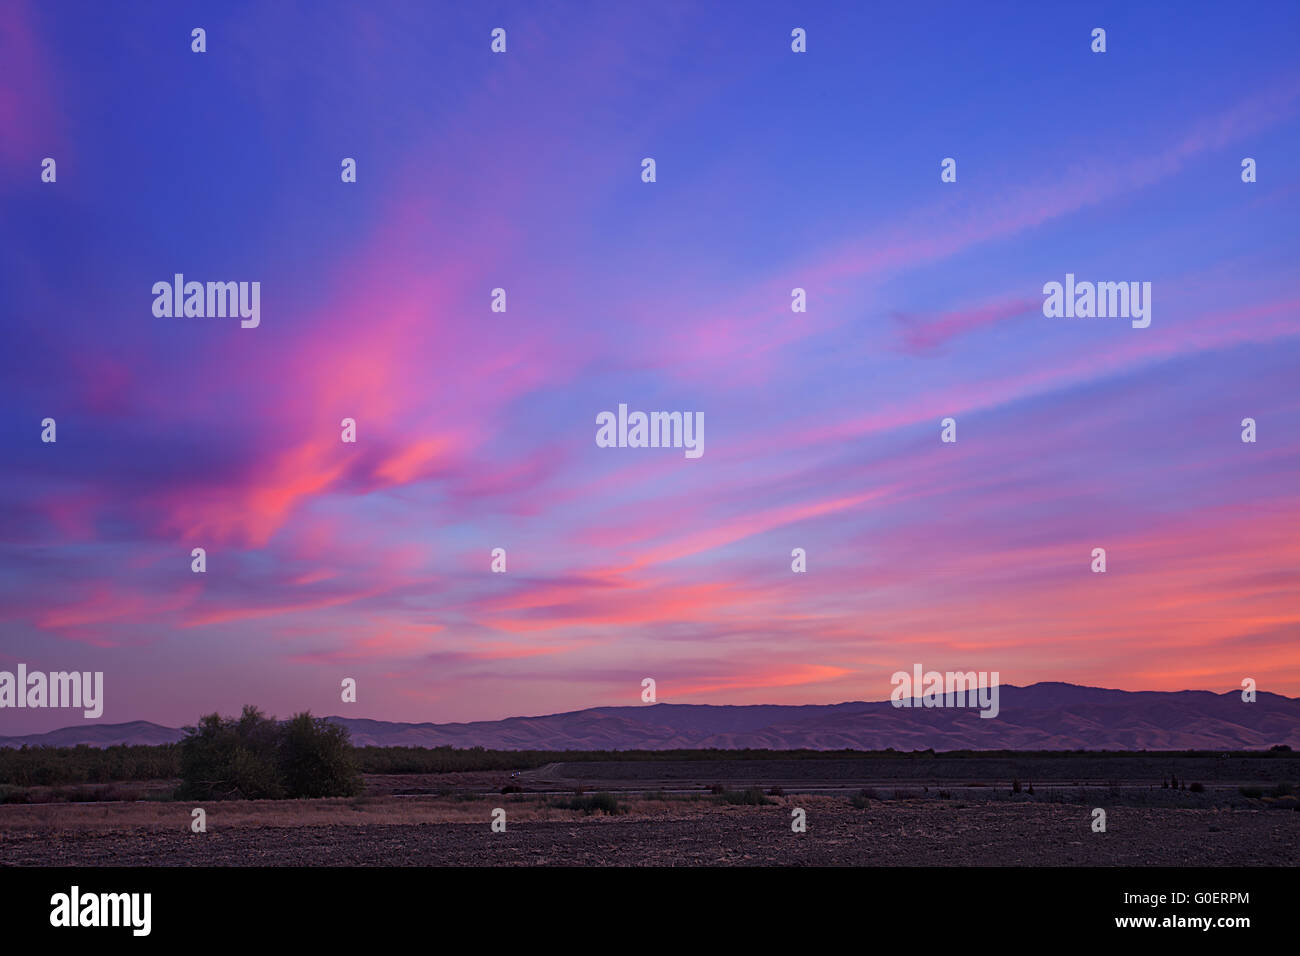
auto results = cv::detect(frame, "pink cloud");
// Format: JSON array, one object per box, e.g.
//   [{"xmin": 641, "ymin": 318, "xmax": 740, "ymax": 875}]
[
  {"xmin": 892, "ymin": 298, "xmax": 1039, "ymax": 355},
  {"xmin": 0, "ymin": 2, "xmax": 62, "ymax": 174}
]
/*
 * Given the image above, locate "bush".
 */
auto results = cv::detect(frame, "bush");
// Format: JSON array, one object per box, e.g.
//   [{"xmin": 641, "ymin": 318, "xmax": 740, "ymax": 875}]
[
  {"xmin": 1189, "ymin": 782, "xmax": 1204, "ymax": 793},
  {"xmin": 178, "ymin": 706, "xmax": 361, "ymax": 800},
  {"xmin": 277, "ymin": 712, "xmax": 363, "ymax": 798},
  {"xmin": 178, "ymin": 707, "xmax": 283, "ymax": 801},
  {"xmin": 555, "ymin": 792, "xmax": 623, "ymax": 815},
  {"xmin": 849, "ymin": 788, "xmax": 876, "ymax": 809}
]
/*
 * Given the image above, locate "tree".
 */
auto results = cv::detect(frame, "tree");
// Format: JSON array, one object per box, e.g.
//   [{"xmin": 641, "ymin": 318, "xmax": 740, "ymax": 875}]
[
  {"xmin": 178, "ymin": 707, "xmax": 362, "ymax": 800},
  {"xmin": 178, "ymin": 706, "xmax": 284, "ymax": 800},
  {"xmin": 277, "ymin": 713, "xmax": 363, "ymax": 798}
]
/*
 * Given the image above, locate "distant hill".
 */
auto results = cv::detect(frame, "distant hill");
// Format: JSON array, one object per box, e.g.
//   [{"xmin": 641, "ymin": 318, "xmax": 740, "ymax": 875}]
[
  {"xmin": 0, "ymin": 719, "xmax": 183, "ymax": 748},
  {"xmin": 2, "ymin": 683, "xmax": 1296, "ymax": 751}
]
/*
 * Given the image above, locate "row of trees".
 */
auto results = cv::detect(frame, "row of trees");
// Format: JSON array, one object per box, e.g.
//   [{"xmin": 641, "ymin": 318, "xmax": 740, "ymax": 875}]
[
  {"xmin": 5, "ymin": 728, "xmax": 1295, "ymax": 790},
  {"xmin": 0, "ymin": 743, "xmax": 179, "ymax": 787}
]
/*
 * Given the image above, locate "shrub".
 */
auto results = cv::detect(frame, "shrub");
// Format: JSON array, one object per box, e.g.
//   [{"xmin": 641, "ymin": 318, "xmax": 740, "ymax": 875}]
[
  {"xmin": 278, "ymin": 713, "xmax": 363, "ymax": 798},
  {"xmin": 178, "ymin": 707, "xmax": 283, "ymax": 801},
  {"xmin": 178, "ymin": 706, "xmax": 360, "ymax": 800},
  {"xmin": 1189, "ymin": 782, "xmax": 1204, "ymax": 793},
  {"xmin": 556, "ymin": 792, "xmax": 624, "ymax": 815}
]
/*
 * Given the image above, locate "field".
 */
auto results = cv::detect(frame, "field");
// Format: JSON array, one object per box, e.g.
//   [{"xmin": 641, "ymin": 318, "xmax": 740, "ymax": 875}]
[{"xmin": 2, "ymin": 755, "xmax": 1297, "ymax": 866}]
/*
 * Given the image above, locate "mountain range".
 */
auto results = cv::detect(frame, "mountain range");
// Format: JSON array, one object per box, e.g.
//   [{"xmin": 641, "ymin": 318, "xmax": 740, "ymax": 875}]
[{"xmin": 2, "ymin": 683, "xmax": 1297, "ymax": 751}]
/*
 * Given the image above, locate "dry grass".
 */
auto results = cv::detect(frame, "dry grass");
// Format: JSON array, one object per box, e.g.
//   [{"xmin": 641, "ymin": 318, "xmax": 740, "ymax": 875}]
[{"xmin": 0, "ymin": 791, "xmax": 754, "ymax": 834}]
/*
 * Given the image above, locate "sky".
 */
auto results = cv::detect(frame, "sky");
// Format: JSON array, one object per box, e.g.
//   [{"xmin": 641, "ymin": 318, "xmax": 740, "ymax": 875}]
[{"xmin": 1, "ymin": 1, "xmax": 1298, "ymax": 733}]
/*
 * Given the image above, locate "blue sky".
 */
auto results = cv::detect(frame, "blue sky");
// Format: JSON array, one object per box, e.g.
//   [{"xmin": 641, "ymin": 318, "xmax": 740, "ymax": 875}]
[{"xmin": 1, "ymin": 1, "xmax": 1298, "ymax": 732}]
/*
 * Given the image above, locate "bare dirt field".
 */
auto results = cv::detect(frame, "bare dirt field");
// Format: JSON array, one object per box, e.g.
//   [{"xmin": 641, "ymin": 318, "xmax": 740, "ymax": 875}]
[{"xmin": 1, "ymin": 793, "xmax": 1295, "ymax": 866}]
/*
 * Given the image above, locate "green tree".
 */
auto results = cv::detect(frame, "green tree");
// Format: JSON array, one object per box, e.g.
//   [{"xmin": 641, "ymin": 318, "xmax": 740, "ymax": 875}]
[
  {"xmin": 178, "ymin": 706, "xmax": 283, "ymax": 800},
  {"xmin": 277, "ymin": 713, "xmax": 363, "ymax": 798}
]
